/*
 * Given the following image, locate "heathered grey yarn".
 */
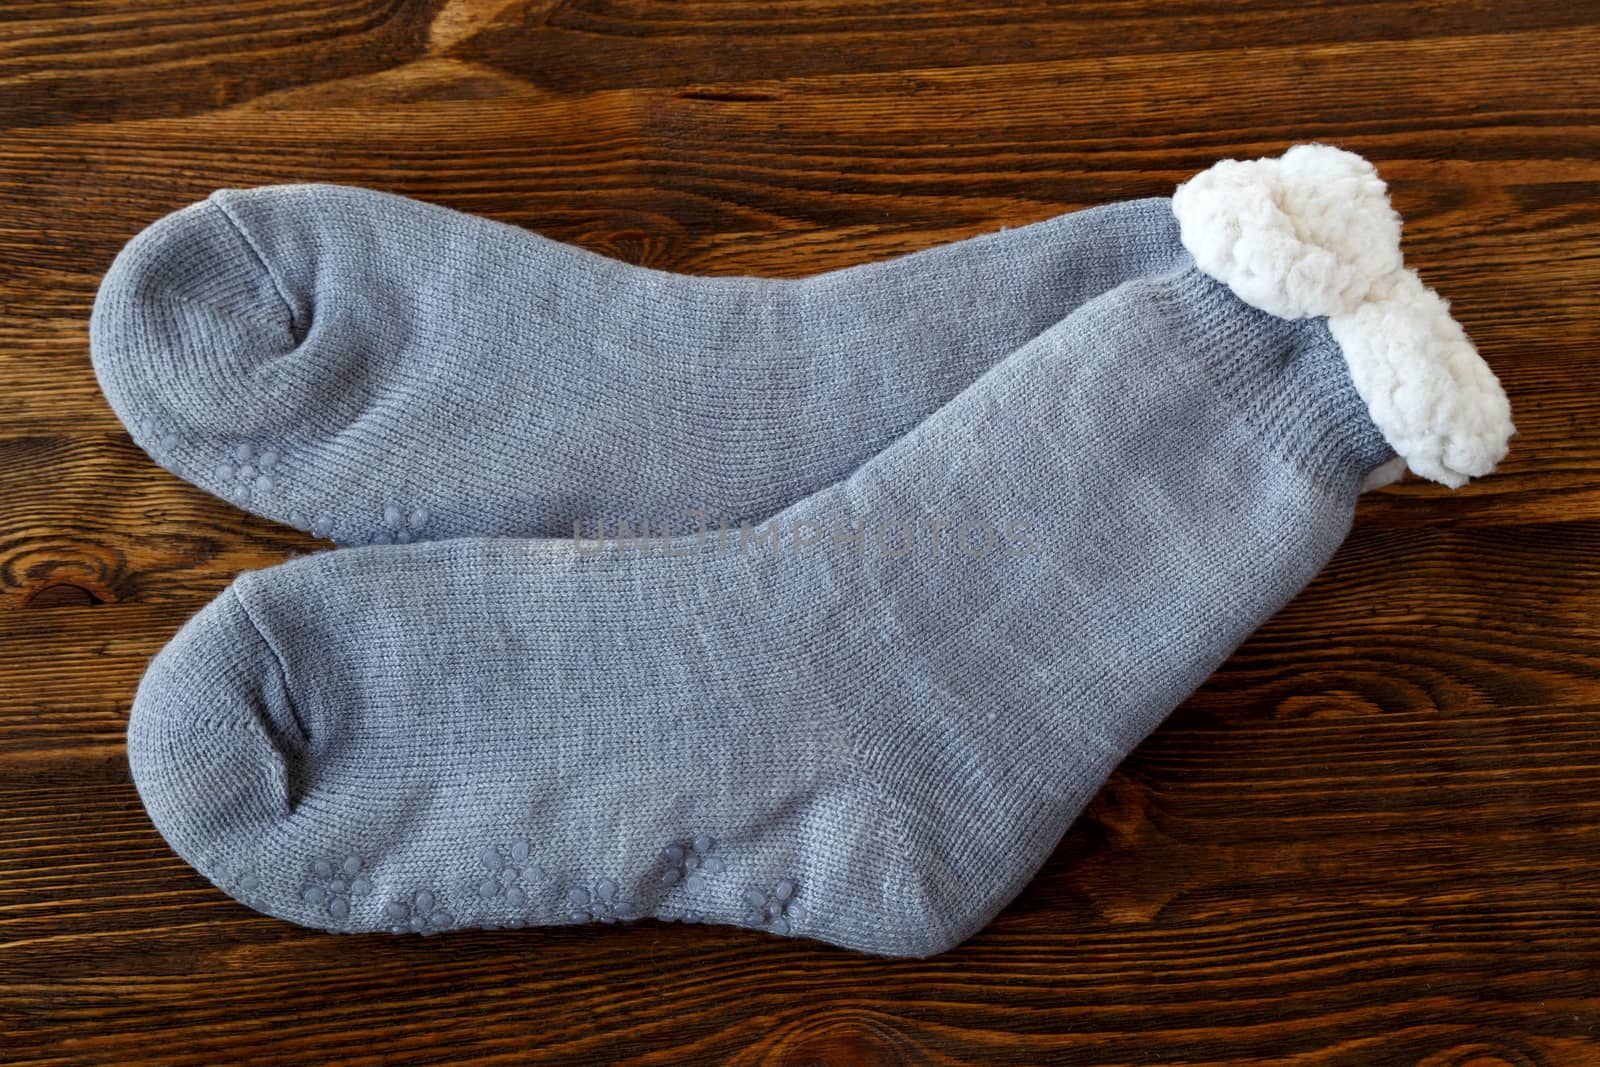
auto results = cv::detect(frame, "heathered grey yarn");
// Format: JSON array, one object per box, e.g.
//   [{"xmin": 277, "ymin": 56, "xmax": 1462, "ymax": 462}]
[
  {"xmin": 88, "ymin": 186, "xmax": 1186, "ymax": 543},
  {"xmin": 127, "ymin": 264, "xmax": 1397, "ymax": 957}
]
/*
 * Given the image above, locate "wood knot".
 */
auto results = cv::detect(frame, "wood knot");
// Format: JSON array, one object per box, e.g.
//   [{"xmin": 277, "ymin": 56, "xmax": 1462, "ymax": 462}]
[
  {"xmin": 777, "ymin": 1015, "xmax": 912, "ymax": 1067},
  {"xmin": 24, "ymin": 582, "xmax": 106, "ymax": 609}
]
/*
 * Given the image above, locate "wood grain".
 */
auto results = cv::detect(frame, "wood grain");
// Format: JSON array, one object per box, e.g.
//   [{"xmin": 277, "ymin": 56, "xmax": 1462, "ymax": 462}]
[{"xmin": 3, "ymin": 1, "xmax": 1599, "ymax": 1063}]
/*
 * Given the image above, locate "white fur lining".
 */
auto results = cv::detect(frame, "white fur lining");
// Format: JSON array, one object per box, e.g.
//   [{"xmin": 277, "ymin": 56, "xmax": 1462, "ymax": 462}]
[{"xmin": 1171, "ymin": 144, "xmax": 1513, "ymax": 488}]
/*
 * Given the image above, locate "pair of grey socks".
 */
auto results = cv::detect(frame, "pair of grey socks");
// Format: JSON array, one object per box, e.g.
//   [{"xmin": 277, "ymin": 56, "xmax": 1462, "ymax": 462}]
[{"xmin": 93, "ymin": 145, "xmax": 1513, "ymax": 956}]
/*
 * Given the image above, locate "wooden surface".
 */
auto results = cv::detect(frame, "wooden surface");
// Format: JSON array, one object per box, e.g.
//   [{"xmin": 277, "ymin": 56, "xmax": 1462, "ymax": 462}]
[{"xmin": 3, "ymin": 2, "xmax": 1598, "ymax": 1064}]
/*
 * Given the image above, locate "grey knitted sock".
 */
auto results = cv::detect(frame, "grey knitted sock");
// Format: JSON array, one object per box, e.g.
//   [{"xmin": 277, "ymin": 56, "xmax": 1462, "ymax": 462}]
[
  {"xmin": 122, "ymin": 148, "xmax": 1511, "ymax": 955},
  {"xmin": 89, "ymin": 186, "xmax": 1187, "ymax": 543},
  {"xmin": 125, "ymin": 150, "xmax": 1512, "ymax": 956}
]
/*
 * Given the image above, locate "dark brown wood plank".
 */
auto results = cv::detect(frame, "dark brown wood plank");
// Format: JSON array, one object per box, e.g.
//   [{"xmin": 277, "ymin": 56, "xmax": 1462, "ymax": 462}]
[
  {"xmin": 458, "ymin": 0, "xmax": 1600, "ymax": 93},
  {"xmin": 3, "ymin": 1, "xmax": 1598, "ymax": 1063},
  {"xmin": 0, "ymin": 0, "xmax": 446, "ymax": 127}
]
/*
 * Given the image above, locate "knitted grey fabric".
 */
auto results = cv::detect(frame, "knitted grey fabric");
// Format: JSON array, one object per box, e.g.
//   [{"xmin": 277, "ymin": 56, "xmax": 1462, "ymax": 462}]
[
  {"xmin": 89, "ymin": 186, "xmax": 1186, "ymax": 543},
  {"xmin": 127, "ymin": 264, "xmax": 1402, "ymax": 957}
]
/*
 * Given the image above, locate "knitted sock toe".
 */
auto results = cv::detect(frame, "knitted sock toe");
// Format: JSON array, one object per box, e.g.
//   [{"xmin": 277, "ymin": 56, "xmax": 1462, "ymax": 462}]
[{"xmin": 91, "ymin": 187, "xmax": 1187, "ymax": 543}]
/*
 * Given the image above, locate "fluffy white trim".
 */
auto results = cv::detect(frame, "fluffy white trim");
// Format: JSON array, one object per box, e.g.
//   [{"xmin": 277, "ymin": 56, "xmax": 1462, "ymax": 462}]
[{"xmin": 1171, "ymin": 143, "xmax": 1513, "ymax": 487}]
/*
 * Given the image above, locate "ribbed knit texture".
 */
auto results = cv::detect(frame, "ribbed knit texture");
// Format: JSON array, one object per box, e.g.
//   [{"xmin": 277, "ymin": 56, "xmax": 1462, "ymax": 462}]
[
  {"xmin": 127, "ymin": 265, "xmax": 1395, "ymax": 957},
  {"xmin": 88, "ymin": 186, "xmax": 1188, "ymax": 543}
]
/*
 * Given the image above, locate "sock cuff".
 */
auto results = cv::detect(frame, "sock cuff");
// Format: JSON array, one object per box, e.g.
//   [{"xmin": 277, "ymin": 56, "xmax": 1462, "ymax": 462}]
[
  {"xmin": 1150, "ymin": 269, "xmax": 1398, "ymax": 491},
  {"xmin": 1171, "ymin": 143, "xmax": 1514, "ymax": 488}
]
